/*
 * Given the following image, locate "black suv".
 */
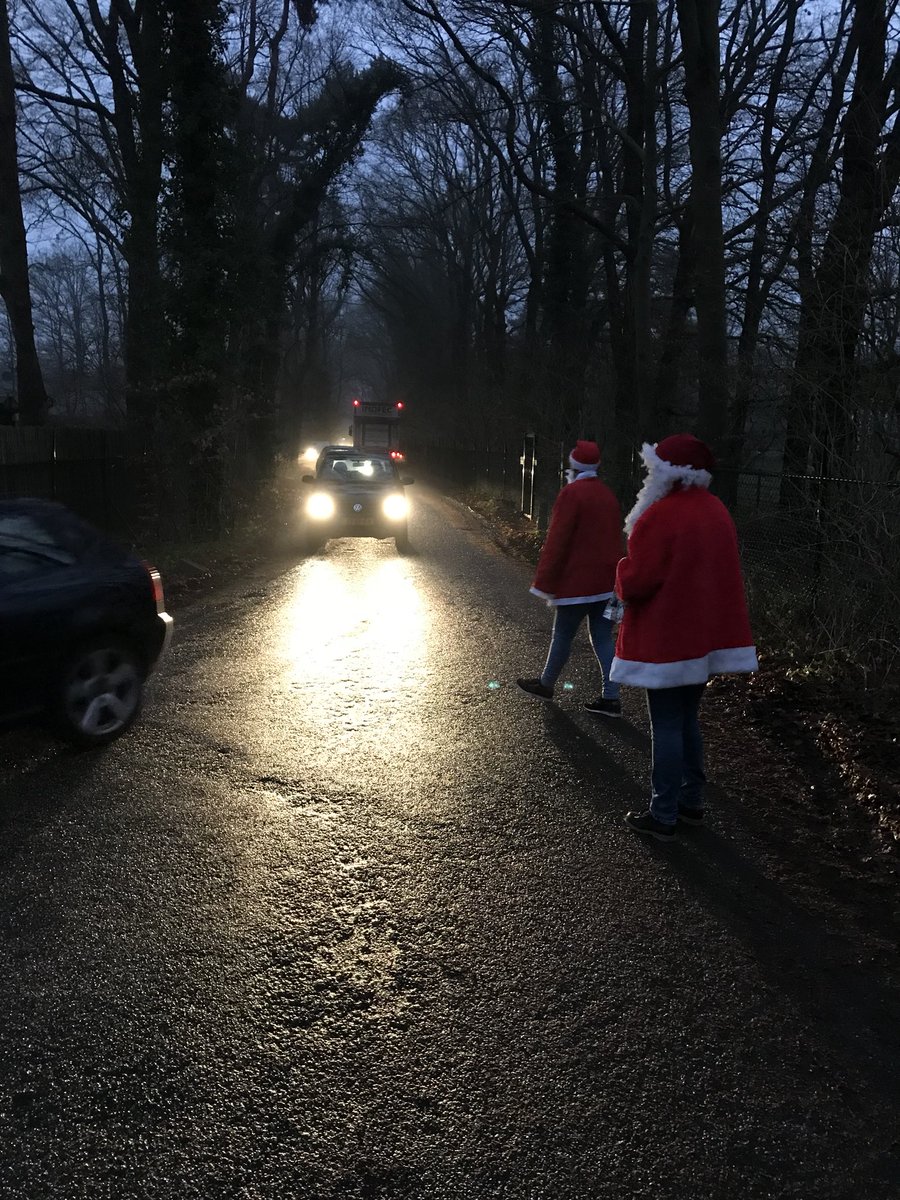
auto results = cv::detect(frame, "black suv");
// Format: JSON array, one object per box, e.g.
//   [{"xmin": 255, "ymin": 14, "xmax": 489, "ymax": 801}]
[
  {"xmin": 300, "ymin": 447, "xmax": 413, "ymax": 553},
  {"xmin": 0, "ymin": 499, "xmax": 173, "ymax": 744}
]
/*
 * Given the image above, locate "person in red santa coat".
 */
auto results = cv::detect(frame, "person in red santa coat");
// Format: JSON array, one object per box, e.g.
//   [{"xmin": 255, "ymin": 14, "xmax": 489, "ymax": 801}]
[
  {"xmin": 517, "ymin": 440, "xmax": 624, "ymax": 713},
  {"xmin": 611, "ymin": 434, "xmax": 758, "ymax": 841}
]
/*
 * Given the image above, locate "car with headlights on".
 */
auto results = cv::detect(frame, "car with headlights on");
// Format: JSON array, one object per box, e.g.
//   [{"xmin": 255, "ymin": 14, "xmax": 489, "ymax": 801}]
[
  {"xmin": 0, "ymin": 498, "xmax": 173, "ymax": 745},
  {"xmin": 300, "ymin": 447, "xmax": 413, "ymax": 553}
]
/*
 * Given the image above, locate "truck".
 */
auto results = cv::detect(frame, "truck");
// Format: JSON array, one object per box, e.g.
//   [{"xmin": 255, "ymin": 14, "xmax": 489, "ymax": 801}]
[{"xmin": 350, "ymin": 399, "xmax": 405, "ymax": 461}]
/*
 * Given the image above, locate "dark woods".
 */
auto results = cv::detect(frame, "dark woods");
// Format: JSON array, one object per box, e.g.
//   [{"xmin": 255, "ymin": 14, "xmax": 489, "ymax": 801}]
[
  {"xmin": 355, "ymin": 0, "xmax": 900, "ymax": 497},
  {"xmin": 1, "ymin": 0, "xmax": 900, "ymax": 529},
  {"xmin": 2, "ymin": 0, "xmax": 402, "ymax": 533}
]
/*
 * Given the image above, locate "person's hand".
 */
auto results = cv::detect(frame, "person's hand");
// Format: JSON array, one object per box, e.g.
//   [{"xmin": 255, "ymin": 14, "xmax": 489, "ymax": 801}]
[{"xmin": 603, "ymin": 596, "xmax": 625, "ymax": 622}]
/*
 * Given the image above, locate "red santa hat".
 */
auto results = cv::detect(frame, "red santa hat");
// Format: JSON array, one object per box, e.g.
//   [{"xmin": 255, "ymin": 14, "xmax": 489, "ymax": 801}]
[
  {"xmin": 624, "ymin": 434, "xmax": 715, "ymax": 535},
  {"xmin": 653, "ymin": 433, "xmax": 716, "ymax": 473},
  {"xmin": 569, "ymin": 440, "xmax": 601, "ymax": 471}
]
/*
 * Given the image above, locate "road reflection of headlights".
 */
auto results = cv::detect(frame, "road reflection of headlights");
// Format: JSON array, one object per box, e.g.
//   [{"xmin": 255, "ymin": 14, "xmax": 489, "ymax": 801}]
[
  {"xmin": 383, "ymin": 494, "xmax": 409, "ymax": 521},
  {"xmin": 306, "ymin": 492, "xmax": 335, "ymax": 519}
]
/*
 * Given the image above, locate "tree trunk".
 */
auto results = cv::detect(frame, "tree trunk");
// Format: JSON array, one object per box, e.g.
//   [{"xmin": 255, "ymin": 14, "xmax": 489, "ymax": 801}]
[
  {"xmin": 0, "ymin": 0, "xmax": 47, "ymax": 424},
  {"xmin": 533, "ymin": 8, "xmax": 591, "ymax": 441},
  {"xmin": 619, "ymin": 0, "xmax": 659, "ymax": 446},
  {"xmin": 123, "ymin": 198, "xmax": 165, "ymax": 432},
  {"xmin": 653, "ymin": 206, "xmax": 694, "ymax": 430},
  {"xmin": 675, "ymin": 0, "xmax": 730, "ymax": 454},
  {"xmin": 165, "ymin": 0, "xmax": 230, "ymax": 532}
]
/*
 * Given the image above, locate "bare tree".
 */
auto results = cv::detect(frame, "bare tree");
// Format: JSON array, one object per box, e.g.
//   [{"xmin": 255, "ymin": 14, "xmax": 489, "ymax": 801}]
[
  {"xmin": 0, "ymin": 0, "xmax": 47, "ymax": 423},
  {"xmin": 13, "ymin": 0, "xmax": 165, "ymax": 432},
  {"xmin": 783, "ymin": 0, "xmax": 900, "ymax": 485}
]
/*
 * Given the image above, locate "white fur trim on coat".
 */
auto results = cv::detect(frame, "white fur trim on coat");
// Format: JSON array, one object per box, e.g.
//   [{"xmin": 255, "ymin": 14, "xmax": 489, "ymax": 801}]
[
  {"xmin": 554, "ymin": 591, "xmax": 614, "ymax": 606},
  {"xmin": 623, "ymin": 443, "xmax": 712, "ymax": 536},
  {"xmin": 565, "ymin": 466, "xmax": 599, "ymax": 484},
  {"xmin": 610, "ymin": 645, "xmax": 759, "ymax": 687},
  {"xmin": 530, "ymin": 587, "xmax": 614, "ymax": 607}
]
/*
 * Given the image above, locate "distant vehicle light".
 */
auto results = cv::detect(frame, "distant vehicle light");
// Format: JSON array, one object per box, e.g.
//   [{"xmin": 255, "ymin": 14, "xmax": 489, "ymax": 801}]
[
  {"xmin": 301, "ymin": 446, "xmax": 318, "ymax": 463},
  {"xmin": 306, "ymin": 492, "xmax": 335, "ymax": 520},
  {"xmin": 352, "ymin": 399, "xmax": 361, "ymax": 407},
  {"xmin": 390, "ymin": 450, "xmax": 405, "ymax": 461},
  {"xmin": 359, "ymin": 461, "xmax": 374, "ymax": 477},
  {"xmin": 383, "ymin": 494, "xmax": 409, "ymax": 521},
  {"xmin": 396, "ymin": 402, "xmax": 404, "ymax": 410}
]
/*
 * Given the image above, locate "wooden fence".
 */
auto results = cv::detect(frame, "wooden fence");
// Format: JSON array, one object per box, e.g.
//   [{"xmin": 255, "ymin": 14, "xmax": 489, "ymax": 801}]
[{"xmin": 0, "ymin": 426, "xmax": 135, "ymax": 534}]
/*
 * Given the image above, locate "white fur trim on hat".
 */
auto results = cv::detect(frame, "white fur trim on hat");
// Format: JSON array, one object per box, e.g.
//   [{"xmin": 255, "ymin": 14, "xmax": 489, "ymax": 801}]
[{"xmin": 623, "ymin": 443, "xmax": 712, "ymax": 536}]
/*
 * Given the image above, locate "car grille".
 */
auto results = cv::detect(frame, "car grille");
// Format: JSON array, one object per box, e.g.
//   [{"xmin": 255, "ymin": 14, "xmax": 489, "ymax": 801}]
[{"xmin": 340, "ymin": 496, "xmax": 379, "ymax": 521}]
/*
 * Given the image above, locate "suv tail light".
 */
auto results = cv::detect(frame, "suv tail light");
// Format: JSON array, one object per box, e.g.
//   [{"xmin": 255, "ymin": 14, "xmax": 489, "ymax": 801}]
[{"xmin": 144, "ymin": 563, "xmax": 166, "ymax": 613}]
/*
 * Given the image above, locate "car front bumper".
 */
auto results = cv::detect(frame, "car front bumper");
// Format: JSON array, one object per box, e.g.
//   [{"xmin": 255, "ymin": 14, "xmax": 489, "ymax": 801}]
[{"xmin": 309, "ymin": 518, "xmax": 404, "ymax": 539}]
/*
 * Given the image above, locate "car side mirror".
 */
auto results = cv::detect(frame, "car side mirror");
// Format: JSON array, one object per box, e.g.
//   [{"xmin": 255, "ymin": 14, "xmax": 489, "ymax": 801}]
[
  {"xmin": 301, "ymin": 474, "xmax": 315, "ymax": 484},
  {"xmin": 401, "ymin": 476, "xmax": 414, "ymax": 486}
]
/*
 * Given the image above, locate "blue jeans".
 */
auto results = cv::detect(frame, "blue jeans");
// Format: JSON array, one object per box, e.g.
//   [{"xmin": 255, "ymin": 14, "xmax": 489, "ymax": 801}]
[
  {"xmin": 539, "ymin": 602, "xmax": 619, "ymax": 698},
  {"xmin": 647, "ymin": 684, "xmax": 707, "ymax": 825}
]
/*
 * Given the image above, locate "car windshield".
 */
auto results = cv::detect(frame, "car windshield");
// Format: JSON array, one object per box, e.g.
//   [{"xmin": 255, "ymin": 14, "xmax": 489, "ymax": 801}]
[{"xmin": 319, "ymin": 455, "xmax": 394, "ymax": 482}]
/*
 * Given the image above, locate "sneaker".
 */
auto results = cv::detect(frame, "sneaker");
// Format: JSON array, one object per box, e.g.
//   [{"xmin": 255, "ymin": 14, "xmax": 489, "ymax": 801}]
[
  {"xmin": 583, "ymin": 697, "xmax": 622, "ymax": 718},
  {"xmin": 516, "ymin": 678, "xmax": 554, "ymax": 701},
  {"xmin": 624, "ymin": 810, "xmax": 676, "ymax": 842},
  {"xmin": 677, "ymin": 806, "xmax": 705, "ymax": 826}
]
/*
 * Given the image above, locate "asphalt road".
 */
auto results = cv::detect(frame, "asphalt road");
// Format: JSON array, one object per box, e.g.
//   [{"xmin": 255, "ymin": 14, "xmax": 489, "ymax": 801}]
[{"xmin": 1, "ymin": 488, "xmax": 899, "ymax": 1200}]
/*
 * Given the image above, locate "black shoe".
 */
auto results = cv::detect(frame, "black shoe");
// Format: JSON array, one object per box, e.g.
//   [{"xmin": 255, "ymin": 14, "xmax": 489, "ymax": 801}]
[
  {"xmin": 625, "ymin": 810, "xmax": 676, "ymax": 842},
  {"xmin": 583, "ymin": 697, "xmax": 622, "ymax": 718},
  {"xmin": 516, "ymin": 678, "xmax": 554, "ymax": 701},
  {"xmin": 677, "ymin": 806, "xmax": 705, "ymax": 826}
]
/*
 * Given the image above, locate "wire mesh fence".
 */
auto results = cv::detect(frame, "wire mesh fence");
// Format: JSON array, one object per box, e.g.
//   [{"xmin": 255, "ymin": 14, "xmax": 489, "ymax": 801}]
[
  {"xmin": 717, "ymin": 469, "xmax": 900, "ymax": 679},
  {"xmin": 406, "ymin": 437, "xmax": 900, "ymax": 681},
  {"xmin": 407, "ymin": 435, "xmax": 568, "ymax": 528}
]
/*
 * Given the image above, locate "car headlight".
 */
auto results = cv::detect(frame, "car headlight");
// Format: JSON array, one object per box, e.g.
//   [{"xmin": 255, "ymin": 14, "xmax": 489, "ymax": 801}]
[
  {"xmin": 306, "ymin": 492, "xmax": 335, "ymax": 520},
  {"xmin": 382, "ymin": 493, "xmax": 409, "ymax": 521}
]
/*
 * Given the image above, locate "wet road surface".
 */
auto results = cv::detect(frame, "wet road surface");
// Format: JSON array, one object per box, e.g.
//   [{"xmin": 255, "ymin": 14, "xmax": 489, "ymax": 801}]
[{"xmin": 1, "ymin": 488, "xmax": 899, "ymax": 1199}]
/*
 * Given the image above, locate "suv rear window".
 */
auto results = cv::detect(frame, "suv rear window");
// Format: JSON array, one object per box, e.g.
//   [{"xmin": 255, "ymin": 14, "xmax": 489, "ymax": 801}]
[
  {"xmin": 0, "ymin": 518, "xmax": 76, "ymax": 577},
  {"xmin": 0, "ymin": 514, "xmax": 58, "ymax": 547},
  {"xmin": 0, "ymin": 510, "xmax": 83, "ymax": 570}
]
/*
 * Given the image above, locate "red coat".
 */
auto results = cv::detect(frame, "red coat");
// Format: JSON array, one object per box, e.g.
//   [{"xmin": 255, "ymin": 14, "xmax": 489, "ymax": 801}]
[
  {"xmin": 611, "ymin": 486, "xmax": 757, "ymax": 687},
  {"xmin": 530, "ymin": 476, "xmax": 623, "ymax": 605}
]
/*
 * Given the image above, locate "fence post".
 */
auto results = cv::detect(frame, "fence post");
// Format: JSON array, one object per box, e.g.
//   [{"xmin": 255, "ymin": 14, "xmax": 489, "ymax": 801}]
[
  {"xmin": 521, "ymin": 433, "xmax": 535, "ymax": 518},
  {"xmin": 101, "ymin": 431, "xmax": 110, "ymax": 526}
]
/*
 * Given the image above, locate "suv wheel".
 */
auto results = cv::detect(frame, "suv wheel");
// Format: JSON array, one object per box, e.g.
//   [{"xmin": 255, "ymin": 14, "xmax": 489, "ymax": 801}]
[
  {"xmin": 395, "ymin": 523, "xmax": 410, "ymax": 554},
  {"xmin": 56, "ymin": 637, "xmax": 145, "ymax": 746}
]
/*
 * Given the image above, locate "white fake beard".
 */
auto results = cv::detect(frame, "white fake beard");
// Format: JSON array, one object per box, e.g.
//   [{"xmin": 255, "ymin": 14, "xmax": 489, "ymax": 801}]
[
  {"xmin": 623, "ymin": 467, "xmax": 677, "ymax": 535},
  {"xmin": 623, "ymin": 444, "xmax": 712, "ymax": 536}
]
